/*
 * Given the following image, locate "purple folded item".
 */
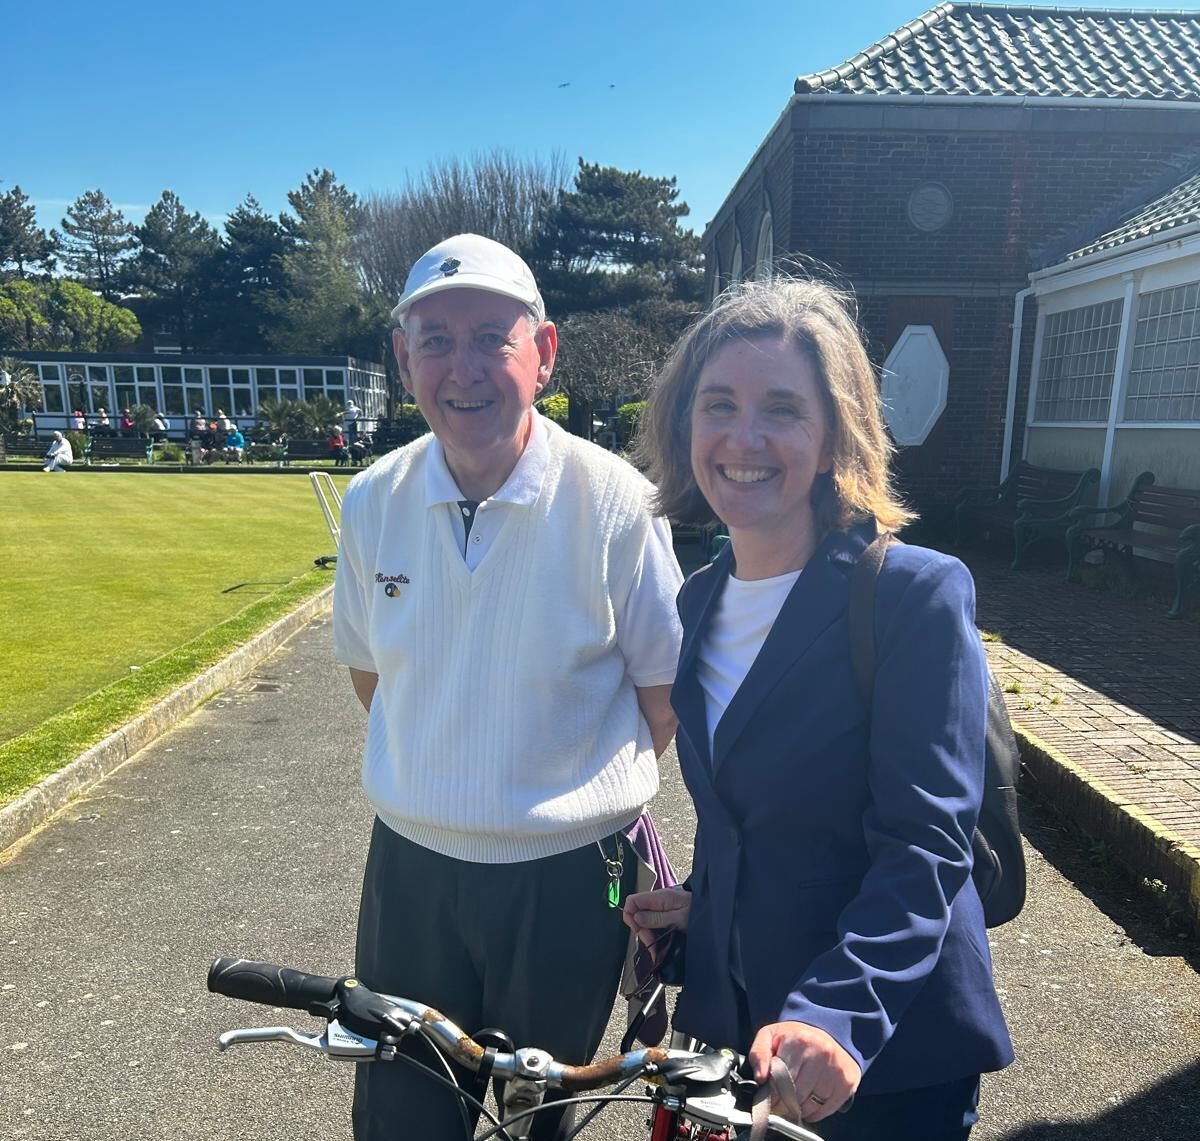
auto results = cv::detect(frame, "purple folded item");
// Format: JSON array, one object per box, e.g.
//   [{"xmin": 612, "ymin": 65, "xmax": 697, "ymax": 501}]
[
  {"xmin": 620, "ymin": 810, "xmax": 679, "ymax": 1047},
  {"xmin": 624, "ymin": 810, "xmax": 679, "ymax": 891}
]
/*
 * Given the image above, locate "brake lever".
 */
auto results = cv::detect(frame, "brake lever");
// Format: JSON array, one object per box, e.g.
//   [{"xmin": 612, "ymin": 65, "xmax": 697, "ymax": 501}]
[{"xmin": 217, "ymin": 1018, "xmax": 378, "ymax": 1060}]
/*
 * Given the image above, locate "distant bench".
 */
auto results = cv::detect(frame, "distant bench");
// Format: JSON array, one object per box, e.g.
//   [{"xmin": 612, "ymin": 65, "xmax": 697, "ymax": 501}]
[
  {"xmin": 0, "ymin": 438, "xmax": 50, "ymax": 463},
  {"xmin": 283, "ymin": 439, "xmax": 371, "ymax": 467},
  {"xmin": 1067, "ymin": 472, "xmax": 1200, "ymax": 618},
  {"xmin": 85, "ymin": 437, "xmax": 155, "ymax": 464},
  {"xmin": 955, "ymin": 461, "xmax": 1100, "ymax": 569}
]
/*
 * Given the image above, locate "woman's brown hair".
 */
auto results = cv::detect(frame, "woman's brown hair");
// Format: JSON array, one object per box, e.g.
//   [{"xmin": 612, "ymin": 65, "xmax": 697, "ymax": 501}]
[{"xmin": 636, "ymin": 276, "xmax": 915, "ymax": 536}]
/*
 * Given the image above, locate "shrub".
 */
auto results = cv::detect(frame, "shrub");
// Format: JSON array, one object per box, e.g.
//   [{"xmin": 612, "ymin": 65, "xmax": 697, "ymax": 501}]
[
  {"xmin": 391, "ymin": 404, "xmax": 429, "ymax": 445},
  {"xmin": 157, "ymin": 442, "xmax": 186, "ymax": 463},
  {"xmin": 537, "ymin": 393, "xmax": 568, "ymax": 425},
  {"xmin": 65, "ymin": 431, "xmax": 88, "ymax": 459},
  {"xmin": 615, "ymin": 401, "xmax": 645, "ymax": 445}
]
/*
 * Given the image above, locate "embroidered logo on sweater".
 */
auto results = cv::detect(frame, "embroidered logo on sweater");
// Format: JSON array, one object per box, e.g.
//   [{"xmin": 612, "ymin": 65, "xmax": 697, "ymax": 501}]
[{"xmin": 376, "ymin": 572, "xmax": 410, "ymax": 598}]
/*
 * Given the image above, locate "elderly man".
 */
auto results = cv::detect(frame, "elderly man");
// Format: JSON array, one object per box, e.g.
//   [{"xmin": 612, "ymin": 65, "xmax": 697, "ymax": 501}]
[
  {"xmin": 333, "ymin": 234, "xmax": 683, "ymax": 1140},
  {"xmin": 43, "ymin": 431, "xmax": 73, "ymax": 472}
]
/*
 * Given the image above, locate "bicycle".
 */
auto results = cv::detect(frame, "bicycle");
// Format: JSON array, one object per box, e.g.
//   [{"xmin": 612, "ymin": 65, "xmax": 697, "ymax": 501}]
[{"xmin": 207, "ymin": 955, "xmax": 823, "ymax": 1141}]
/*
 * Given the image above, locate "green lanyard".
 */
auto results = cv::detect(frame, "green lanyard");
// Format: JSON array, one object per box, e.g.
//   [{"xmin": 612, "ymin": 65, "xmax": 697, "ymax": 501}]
[{"xmin": 597, "ymin": 836, "xmax": 624, "ymax": 909}]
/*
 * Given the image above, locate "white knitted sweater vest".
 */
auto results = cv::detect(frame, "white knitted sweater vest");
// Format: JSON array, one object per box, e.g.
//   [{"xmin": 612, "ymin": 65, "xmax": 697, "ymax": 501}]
[{"xmin": 337, "ymin": 422, "xmax": 660, "ymax": 862}]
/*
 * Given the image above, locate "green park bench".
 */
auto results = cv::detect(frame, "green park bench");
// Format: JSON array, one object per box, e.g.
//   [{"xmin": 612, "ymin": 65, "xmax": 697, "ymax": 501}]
[
  {"xmin": 955, "ymin": 461, "xmax": 1100, "ymax": 570},
  {"xmin": 85, "ymin": 436, "xmax": 155, "ymax": 464},
  {"xmin": 283, "ymin": 439, "xmax": 370, "ymax": 467},
  {"xmin": 0, "ymin": 437, "xmax": 51, "ymax": 463},
  {"xmin": 283, "ymin": 438, "xmax": 336, "ymax": 465},
  {"xmin": 1067, "ymin": 472, "xmax": 1200, "ymax": 618}
]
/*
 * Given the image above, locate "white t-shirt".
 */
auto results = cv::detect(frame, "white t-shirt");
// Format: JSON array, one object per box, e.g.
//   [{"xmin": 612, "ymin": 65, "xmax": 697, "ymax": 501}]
[{"xmin": 696, "ymin": 569, "xmax": 802, "ymax": 755}]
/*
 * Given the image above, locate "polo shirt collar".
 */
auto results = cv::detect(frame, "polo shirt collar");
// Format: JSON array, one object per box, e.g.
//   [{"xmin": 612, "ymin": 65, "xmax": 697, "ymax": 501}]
[{"xmin": 424, "ymin": 410, "xmax": 550, "ymax": 509}]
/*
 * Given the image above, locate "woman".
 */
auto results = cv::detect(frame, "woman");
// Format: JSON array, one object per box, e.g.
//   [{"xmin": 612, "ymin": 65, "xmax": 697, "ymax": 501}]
[
  {"xmin": 328, "ymin": 427, "xmax": 349, "ymax": 466},
  {"xmin": 625, "ymin": 279, "xmax": 1012, "ymax": 1140}
]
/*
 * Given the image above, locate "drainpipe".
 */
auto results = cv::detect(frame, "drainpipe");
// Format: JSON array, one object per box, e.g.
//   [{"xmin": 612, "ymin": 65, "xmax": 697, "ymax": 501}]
[
  {"xmin": 1097, "ymin": 272, "xmax": 1141, "ymax": 504},
  {"xmin": 1000, "ymin": 287, "xmax": 1034, "ymax": 482}
]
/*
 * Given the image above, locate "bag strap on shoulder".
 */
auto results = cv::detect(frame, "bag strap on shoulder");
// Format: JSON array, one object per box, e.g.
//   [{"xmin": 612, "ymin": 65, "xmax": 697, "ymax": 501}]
[{"xmin": 848, "ymin": 532, "xmax": 894, "ymax": 707}]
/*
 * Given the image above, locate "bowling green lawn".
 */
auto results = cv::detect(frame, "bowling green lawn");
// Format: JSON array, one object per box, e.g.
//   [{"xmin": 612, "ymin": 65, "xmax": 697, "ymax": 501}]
[{"xmin": 0, "ymin": 472, "xmax": 352, "ymax": 805}]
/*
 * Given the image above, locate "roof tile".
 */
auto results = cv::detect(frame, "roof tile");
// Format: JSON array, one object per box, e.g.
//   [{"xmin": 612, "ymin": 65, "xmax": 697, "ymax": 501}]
[
  {"xmin": 1066, "ymin": 168, "xmax": 1200, "ymax": 258},
  {"xmin": 795, "ymin": 4, "xmax": 1200, "ymax": 101}
]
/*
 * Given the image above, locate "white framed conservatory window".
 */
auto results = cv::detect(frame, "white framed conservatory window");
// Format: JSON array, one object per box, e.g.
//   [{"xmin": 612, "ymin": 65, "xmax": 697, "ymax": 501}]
[
  {"xmin": 1123, "ymin": 280, "xmax": 1200, "ymax": 423},
  {"xmin": 1033, "ymin": 299, "xmax": 1124, "ymax": 423},
  {"xmin": 731, "ymin": 237, "xmax": 743, "ymax": 284},
  {"xmin": 754, "ymin": 212, "xmax": 774, "ymax": 279}
]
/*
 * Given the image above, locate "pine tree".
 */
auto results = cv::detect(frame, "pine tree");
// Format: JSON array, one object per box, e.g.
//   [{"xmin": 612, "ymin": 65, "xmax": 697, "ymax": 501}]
[
  {"xmin": 0, "ymin": 186, "xmax": 58, "ymax": 279},
  {"xmin": 270, "ymin": 169, "xmax": 365, "ymax": 354},
  {"xmin": 59, "ymin": 189, "xmax": 137, "ymax": 300},
  {"xmin": 208, "ymin": 195, "xmax": 290, "ymax": 351},
  {"xmin": 529, "ymin": 160, "xmax": 704, "ymax": 436},
  {"xmin": 531, "ymin": 160, "xmax": 703, "ymax": 316},
  {"xmin": 127, "ymin": 191, "xmax": 221, "ymax": 351}
]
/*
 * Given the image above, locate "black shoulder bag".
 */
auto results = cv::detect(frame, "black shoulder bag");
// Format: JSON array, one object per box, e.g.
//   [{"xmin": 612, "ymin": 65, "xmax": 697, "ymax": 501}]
[{"xmin": 849, "ymin": 534, "xmax": 1026, "ymax": 927}]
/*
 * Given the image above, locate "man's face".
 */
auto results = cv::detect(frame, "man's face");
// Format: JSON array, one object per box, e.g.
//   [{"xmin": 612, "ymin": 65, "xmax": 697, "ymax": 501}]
[{"xmin": 394, "ymin": 288, "xmax": 556, "ymax": 481}]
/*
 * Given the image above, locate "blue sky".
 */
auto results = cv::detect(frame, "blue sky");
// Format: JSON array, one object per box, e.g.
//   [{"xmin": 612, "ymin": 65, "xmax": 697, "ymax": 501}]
[{"xmin": 8, "ymin": 0, "xmax": 1197, "ymax": 240}]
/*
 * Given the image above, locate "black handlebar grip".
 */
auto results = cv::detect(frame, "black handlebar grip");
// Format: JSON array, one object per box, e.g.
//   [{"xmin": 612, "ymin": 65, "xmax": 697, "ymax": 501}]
[{"xmin": 208, "ymin": 957, "xmax": 340, "ymax": 1011}]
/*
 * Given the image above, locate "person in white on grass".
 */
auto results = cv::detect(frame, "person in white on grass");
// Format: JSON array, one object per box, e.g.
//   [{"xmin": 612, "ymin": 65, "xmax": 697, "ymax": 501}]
[{"xmin": 42, "ymin": 431, "xmax": 73, "ymax": 472}]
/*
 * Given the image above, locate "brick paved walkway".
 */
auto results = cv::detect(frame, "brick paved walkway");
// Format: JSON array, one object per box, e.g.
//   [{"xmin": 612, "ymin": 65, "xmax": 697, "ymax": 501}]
[{"xmin": 960, "ymin": 549, "xmax": 1200, "ymax": 846}]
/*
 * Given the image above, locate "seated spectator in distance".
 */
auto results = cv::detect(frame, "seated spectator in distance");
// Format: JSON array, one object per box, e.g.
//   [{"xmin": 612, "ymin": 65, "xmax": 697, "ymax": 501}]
[
  {"xmin": 216, "ymin": 408, "xmax": 232, "ymax": 433},
  {"xmin": 152, "ymin": 411, "xmax": 169, "ymax": 441},
  {"xmin": 43, "ymin": 431, "xmax": 73, "ymax": 472},
  {"xmin": 328, "ymin": 428, "xmax": 349, "ymax": 466},
  {"xmin": 95, "ymin": 408, "xmax": 111, "ymax": 434},
  {"xmin": 70, "ymin": 409, "xmax": 85, "ymax": 430},
  {"xmin": 189, "ymin": 409, "xmax": 206, "ymax": 436},
  {"xmin": 349, "ymin": 433, "xmax": 372, "ymax": 466},
  {"xmin": 223, "ymin": 426, "xmax": 246, "ymax": 462},
  {"xmin": 119, "ymin": 408, "xmax": 134, "ymax": 436}
]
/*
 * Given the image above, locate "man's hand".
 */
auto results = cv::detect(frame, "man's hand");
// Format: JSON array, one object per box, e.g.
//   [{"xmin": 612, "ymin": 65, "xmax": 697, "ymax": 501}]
[
  {"xmin": 748, "ymin": 1021, "xmax": 861, "ymax": 1123},
  {"xmin": 622, "ymin": 887, "xmax": 691, "ymax": 962}
]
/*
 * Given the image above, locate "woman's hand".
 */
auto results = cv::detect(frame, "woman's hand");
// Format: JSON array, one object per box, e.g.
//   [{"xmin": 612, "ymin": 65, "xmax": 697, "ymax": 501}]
[
  {"xmin": 748, "ymin": 1021, "xmax": 861, "ymax": 1123},
  {"xmin": 621, "ymin": 888, "xmax": 691, "ymax": 961}
]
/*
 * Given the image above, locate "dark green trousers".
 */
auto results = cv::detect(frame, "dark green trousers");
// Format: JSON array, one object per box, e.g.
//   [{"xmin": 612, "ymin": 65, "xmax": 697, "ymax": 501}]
[{"xmin": 352, "ymin": 818, "xmax": 634, "ymax": 1140}]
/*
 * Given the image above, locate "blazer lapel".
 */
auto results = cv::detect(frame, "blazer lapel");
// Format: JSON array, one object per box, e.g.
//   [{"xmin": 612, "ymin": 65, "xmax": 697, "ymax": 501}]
[
  {"xmin": 710, "ymin": 530, "xmax": 859, "ymax": 775},
  {"xmin": 671, "ymin": 545, "xmax": 733, "ymax": 777},
  {"xmin": 676, "ymin": 544, "xmax": 733, "ymax": 680}
]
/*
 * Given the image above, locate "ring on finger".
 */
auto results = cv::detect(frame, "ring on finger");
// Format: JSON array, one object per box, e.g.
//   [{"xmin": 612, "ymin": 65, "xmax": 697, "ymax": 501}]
[{"xmin": 807, "ymin": 1093, "xmax": 827, "ymax": 1107}]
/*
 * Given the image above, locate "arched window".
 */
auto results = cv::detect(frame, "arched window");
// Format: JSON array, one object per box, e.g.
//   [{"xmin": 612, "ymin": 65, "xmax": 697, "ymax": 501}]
[
  {"xmin": 755, "ymin": 212, "xmax": 774, "ymax": 280},
  {"xmin": 731, "ymin": 236, "xmax": 743, "ymax": 284}
]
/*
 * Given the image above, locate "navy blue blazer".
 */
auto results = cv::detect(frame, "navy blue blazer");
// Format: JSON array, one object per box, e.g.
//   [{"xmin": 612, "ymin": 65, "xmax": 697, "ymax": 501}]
[{"xmin": 670, "ymin": 524, "xmax": 1013, "ymax": 1095}]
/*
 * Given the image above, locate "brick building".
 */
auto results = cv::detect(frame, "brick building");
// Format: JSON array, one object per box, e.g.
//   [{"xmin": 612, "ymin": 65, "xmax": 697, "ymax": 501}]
[{"xmin": 702, "ymin": 3, "xmax": 1200, "ymax": 510}]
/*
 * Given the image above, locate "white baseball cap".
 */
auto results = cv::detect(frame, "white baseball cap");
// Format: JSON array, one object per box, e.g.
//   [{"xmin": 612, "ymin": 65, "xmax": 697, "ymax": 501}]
[{"xmin": 390, "ymin": 233, "xmax": 545, "ymax": 324}]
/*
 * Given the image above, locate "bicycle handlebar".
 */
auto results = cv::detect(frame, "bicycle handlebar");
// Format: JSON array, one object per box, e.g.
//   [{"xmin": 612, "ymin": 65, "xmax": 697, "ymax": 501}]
[
  {"xmin": 207, "ymin": 955, "xmax": 823, "ymax": 1139},
  {"xmin": 208, "ymin": 956, "xmax": 677, "ymax": 1091},
  {"xmin": 208, "ymin": 957, "xmax": 340, "ymax": 1011}
]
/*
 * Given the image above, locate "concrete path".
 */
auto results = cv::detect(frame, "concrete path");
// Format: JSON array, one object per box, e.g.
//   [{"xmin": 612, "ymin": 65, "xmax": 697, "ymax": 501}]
[{"xmin": 2, "ymin": 618, "xmax": 1198, "ymax": 1140}]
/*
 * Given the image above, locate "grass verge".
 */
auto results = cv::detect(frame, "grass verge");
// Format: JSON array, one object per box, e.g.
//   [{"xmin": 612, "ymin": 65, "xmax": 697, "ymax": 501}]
[{"xmin": 0, "ymin": 568, "xmax": 330, "ymax": 808}]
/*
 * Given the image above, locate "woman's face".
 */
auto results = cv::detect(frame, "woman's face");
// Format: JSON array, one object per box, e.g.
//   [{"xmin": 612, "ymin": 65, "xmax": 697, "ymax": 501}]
[{"xmin": 689, "ymin": 337, "xmax": 834, "ymax": 543}]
